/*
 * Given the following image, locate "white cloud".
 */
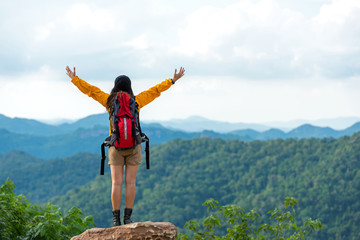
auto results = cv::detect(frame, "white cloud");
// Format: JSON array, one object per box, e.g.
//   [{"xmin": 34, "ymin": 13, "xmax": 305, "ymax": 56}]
[
  {"xmin": 138, "ymin": 75, "xmax": 360, "ymax": 123},
  {"xmin": 0, "ymin": 66, "xmax": 109, "ymax": 120},
  {"xmin": 312, "ymin": 0, "xmax": 360, "ymax": 52},
  {"xmin": 124, "ymin": 34, "xmax": 150, "ymax": 50},
  {"xmin": 0, "ymin": 66, "xmax": 359, "ymax": 124},
  {"xmin": 34, "ymin": 22, "xmax": 55, "ymax": 41},
  {"xmin": 64, "ymin": 3, "xmax": 116, "ymax": 32},
  {"xmin": 2, "ymin": 0, "xmax": 359, "ymax": 79},
  {"xmin": 174, "ymin": 5, "xmax": 240, "ymax": 56},
  {"xmin": 0, "ymin": 0, "xmax": 360, "ymax": 123},
  {"xmin": 171, "ymin": 0, "xmax": 360, "ymax": 79},
  {"xmin": 314, "ymin": 0, "xmax": 360, "ymax": 25},
  {"xmin": 174, "ymin": 0, "xmax": 304, "ymax": 59}
]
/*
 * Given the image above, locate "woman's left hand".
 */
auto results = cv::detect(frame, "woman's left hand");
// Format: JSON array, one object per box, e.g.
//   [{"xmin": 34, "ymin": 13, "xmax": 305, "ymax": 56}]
[{"xmin": 172, "ymin": 67, "xmax": 185, "ymax": 83}]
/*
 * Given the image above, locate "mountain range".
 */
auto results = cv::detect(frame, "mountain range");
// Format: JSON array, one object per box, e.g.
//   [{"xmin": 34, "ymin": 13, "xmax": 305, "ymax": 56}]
[
  {"xmin": 2, "ymin": 113, "xmax": 360, "ymax": 136},
  {"xmin": 1, "ymin": 113, "xmax": 360, "ymax": 159},
  {"xmin": 150, "ymin": 115, "xmax": 360, "ymax": 132}
]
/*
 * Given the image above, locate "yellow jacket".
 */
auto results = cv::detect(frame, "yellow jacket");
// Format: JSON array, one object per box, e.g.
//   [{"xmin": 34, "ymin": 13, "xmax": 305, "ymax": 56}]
[{"xmin": 71, "ymin": 76, "xmax": 174, "ymax": 133}]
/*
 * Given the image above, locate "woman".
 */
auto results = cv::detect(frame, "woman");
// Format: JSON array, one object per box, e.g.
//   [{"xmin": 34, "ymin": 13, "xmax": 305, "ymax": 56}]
[{"xmin": 66, "ymin": 65, "xmax": 185, "ymax": 226}]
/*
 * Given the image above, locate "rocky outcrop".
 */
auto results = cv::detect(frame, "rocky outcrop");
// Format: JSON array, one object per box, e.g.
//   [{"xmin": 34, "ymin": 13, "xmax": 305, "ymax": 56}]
[{"xmin": 71, "ymin": 222, "xmax": 177, "ymax": 240}]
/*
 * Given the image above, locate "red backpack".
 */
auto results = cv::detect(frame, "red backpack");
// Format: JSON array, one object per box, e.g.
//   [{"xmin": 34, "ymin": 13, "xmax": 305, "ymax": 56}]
[
  {"xmin": 112, "ymin": 91, "xmax": 141, "ymax": 149},
  {"xmin": 100, "ymin": 92, "xmax": 150, "ymax": 174}
]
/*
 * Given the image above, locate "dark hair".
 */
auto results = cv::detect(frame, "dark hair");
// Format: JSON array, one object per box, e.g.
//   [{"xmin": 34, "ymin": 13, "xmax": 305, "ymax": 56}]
[{"xmin": 106, "ymin": 75, "xmax": 134, "ymax": 116}]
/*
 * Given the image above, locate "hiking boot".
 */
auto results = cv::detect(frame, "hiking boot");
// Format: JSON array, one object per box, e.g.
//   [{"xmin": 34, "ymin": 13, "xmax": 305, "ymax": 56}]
[
  {"xmin": 112, "ymin": 210, "xmax": 121, "ymax": 226},
  {"xmin": 124, "ymin": 208, "xmax": 133, "ymax": 224}
]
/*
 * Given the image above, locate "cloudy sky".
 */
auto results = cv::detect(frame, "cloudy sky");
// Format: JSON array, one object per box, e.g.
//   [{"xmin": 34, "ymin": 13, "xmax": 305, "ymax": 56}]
[{"xmin": 0, "ymin": 0, "xmax": 359, "ymax": 126}]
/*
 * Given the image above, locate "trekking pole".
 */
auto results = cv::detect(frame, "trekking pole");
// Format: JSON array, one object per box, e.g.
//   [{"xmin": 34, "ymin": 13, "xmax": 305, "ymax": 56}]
[
  {"xmin": 142, "ymin": 135, "xmax": 150, "ymax": 169},
  {"xmin": 100, "ymin": 142, "xmax": 106, "ymax": 175},
  {"xmin": 145, "ymin": 140, "xmax": 150, "ymax": 169}
]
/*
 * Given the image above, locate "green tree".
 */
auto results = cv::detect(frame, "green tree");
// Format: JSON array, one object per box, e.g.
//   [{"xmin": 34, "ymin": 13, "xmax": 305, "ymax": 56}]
[{"xmin": 0, "ymin": 179, "xmax": 95, "ymax": 240}]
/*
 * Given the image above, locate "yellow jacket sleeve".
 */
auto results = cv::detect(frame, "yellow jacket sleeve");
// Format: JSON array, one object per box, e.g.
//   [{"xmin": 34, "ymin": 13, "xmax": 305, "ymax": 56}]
[
  {"xmin": 72, "ymin": 76, "xmax": 174, "ymax": 135},
  {"xmin": 135, "ymin": 78, "xmax": 173, "ymax": 110},
  {"xmin": 71, "ymin": 76, "xmax": 109, "ymax": 108}
]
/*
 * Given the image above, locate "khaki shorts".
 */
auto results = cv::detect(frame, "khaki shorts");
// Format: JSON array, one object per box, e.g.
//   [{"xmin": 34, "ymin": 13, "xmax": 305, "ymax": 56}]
[{"xmin": 108, "ymin": 144, "xmax": 142, "ymax": 166}]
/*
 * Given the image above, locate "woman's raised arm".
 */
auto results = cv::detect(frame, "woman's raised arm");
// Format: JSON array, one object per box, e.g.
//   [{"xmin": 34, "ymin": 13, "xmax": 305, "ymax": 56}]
[
  {"xmin": 66, "ymin": 66, "xmax": 109, "ymax": 107},
  {"xmin": 136, "ymin": 67, "xmax": 185, "ymax": 109}
]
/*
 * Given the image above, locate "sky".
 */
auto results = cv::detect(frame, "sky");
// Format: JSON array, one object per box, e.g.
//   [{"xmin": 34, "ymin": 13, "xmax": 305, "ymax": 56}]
[{"xmin": 0, "ymin": 0, "xmax": 359, "ymax": 126}]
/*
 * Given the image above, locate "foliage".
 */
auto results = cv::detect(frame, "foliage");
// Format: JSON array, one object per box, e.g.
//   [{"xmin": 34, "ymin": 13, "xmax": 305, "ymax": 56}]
[
  {"xmin": 52, "ymin": 133, "xmax": 360, "ymax": 239},
  {"xmin": 0, "ymin": 179, "xmax": 95, "ymax": 240},
  {"xmin": 0, "ymin": 151, "xmax": 104, "ymax": 203},
  {"xmin": 178, "ymin": 197, "xmax": 322, "ymax": 240},
  {"xmin": 1, "ymin": 133, "xmax": 360, "ymax": 239}
]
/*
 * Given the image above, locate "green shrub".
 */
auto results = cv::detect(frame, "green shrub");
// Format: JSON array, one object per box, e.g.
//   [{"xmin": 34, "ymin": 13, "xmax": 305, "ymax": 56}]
[
  {"xmin": 178, "ymin": 197, "xmax": 322, "ymax": 240},
  {"xmin": 0, "ymin": 179, "xmax": 95, "ymax": 240}
]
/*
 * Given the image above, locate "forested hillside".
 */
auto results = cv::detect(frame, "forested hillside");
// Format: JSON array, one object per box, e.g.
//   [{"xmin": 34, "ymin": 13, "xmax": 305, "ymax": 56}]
[
  {"xmin": 46, "ymin": 133, "xmax": 360, "ymax": 240},
  {"xmin": 0, "ymin": 151, "xmax": 103, "ymax": 203},
  {"xmin": 1, "ymin": 133, "xmax": 359, "ymax": 239}
]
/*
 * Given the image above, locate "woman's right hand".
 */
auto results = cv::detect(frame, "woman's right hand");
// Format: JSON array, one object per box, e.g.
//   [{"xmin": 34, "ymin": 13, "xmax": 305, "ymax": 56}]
[{"xmin": 66, "ymin": 66, "xmax": 76, "ymax": 79}]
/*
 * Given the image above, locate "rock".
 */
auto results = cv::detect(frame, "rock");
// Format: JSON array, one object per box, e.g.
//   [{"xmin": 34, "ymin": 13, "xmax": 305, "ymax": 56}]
[{"xmin": 71, "ymin": 222, "xmax": 177, "ymax": 240}]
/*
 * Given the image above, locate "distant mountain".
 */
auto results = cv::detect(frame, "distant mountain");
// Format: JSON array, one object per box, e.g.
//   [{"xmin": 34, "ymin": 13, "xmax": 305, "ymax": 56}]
[
  {"xmin": 58, "ymin": 113, "xmax": 109, "ymax": 131},
  {"xmin": 2, "ymin": 113, "xmax": 360, "ymax": 136},
  {"xmin": 343, "ymin": 122, "xmax": 360, "ymax": 136},
  {"xmin": 264, "ymin": 116, "xmax": 360, "ymax": 131},
  {"xmin": 152, "ymin": 115, "xmax": 271, "ymax": 132},
  {"xmin": 230, "ymin": 128, "xmax": 287, "ymax": 140},
  {"xmin": 151, "ymin": 116, "xmax": 360, "ymax": 133},
  {"xmin": 0, "ymin": 113, "xmax": 108, "ymax": 136},
  {"xmin": 1, "ymin": 113, "xmax": 360, "ymax": 159},
  {"xmin": 0, "ymin": 114, "xmax": 64, "ymax": 136},
  {"xmin": 0, "ymin": 125, "xmax": 239, "ymax": 159},
  {"xmin": 287, "ymin": 124, "xmax": 340, "ymax": 138},
  {"xmin": 230, "ymin": 122, "xmax": 360, "ymax": 140},
  {"xmin": 0, "ymin": 127, "xmax": 107, "ymax": 159}
]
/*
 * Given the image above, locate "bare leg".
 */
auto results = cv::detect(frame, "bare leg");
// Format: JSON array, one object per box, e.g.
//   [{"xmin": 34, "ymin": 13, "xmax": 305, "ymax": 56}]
[
  {"xmin": 124, "ymin": 164, "xmax": 139, "ymax": 208},
  {"xmin": 110, "ymin": 165, "xmax": 124, "ymax": 210}
]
